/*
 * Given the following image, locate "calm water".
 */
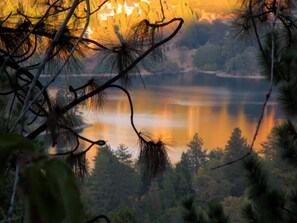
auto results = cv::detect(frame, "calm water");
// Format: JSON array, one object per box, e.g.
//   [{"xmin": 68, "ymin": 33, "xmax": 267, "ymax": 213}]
[{"xmin": 76, "ymin": 71, "xmax": 283, "ymax": 164}]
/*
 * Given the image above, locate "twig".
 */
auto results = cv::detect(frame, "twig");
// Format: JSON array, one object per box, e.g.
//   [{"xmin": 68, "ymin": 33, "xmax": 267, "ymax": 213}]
[
  {"xmin": 10, "ymin": 0, "xmax": 108, "ymax": 132},
  {"xmin": 0, "ymin": 0, "xmax": 60, "ymax": 74},
  {"xmin": 212, "ymin": 0, "xmax": 282, "ymax": 170},
  {"xmin": 11, "ymin": 0, "xmax": 80, "ymax": 133},
  {"xmin": 109, "ymin": 85, "xmax": 143, "ymax": 140},
  {"xmin": 27, "ymin": 18, "xmax": 184, "ymax": 140},
  {"xmin": 7, "ymin": 165, "xmax": 19, "ymax": 222},
  {"xmin": 86, "ymin": 214, "xmax": 110, "ymax": 223}
]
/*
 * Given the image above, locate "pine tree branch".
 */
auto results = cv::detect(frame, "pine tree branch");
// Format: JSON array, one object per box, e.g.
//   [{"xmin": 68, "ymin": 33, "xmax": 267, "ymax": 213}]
[
  {"xmin": 11, "ymin": 0, "xmax": 80, "ymax": 133},
  {"xmin": 27, "ymin": 18, "xmax": 184, "ymax": 140},
  {"xmin": 109, "ymin": 84, "xmax": 143, "ymax": 141},
  {"xmin": 0, "ymin": 0, "xmax": 60, "ymax": 72},
  {"xmin": 212, "ymin": 0, "xmax": 282, "ymax": 170},
  {"xmin": 16, "ymin": 0, "xmax": 93, "ymax": 126}
]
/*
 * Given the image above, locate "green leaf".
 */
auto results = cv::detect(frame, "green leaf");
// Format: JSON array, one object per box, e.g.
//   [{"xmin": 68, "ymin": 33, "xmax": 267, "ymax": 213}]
[
  {"xmin": 20, "ymin": 158, "xmax": 84, "ymax": 223},
  {"xmin": 0, "ymin": 133, "xmax": 37, "ymax": 179}
]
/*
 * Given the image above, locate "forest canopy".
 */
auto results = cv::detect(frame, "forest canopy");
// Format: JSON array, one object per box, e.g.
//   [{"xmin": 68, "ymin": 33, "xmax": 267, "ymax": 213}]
[{"xmin": 1, "ymin": 0, "xmax": 297, "ymax": 223}]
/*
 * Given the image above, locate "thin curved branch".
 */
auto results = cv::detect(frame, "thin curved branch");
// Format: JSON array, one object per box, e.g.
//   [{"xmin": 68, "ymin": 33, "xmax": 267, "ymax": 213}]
[
  {"xmin": 212, "ymin": 0, "xmax": 282, "ymax": 170},
  {"xmin": 249, "ymin": 0, "xmax": 265, "ymax": 56},
  {"xmin": 0, "ymin": 0, "xmax": 60, "ymax": 72},
  {"xmin": 86, "ymin": 214, "xmax": 110, "ymax": 223},
  {"xmin": 52, "ymin": 124, "xmax": 105, "ymax": 156},
  {"xmin": 74, "ymin": 0, "xmax": 108, "ymax": 19},
  {"xmin": 155, "ymin": 0, "xmax": 166, "ymax": 24},
  {"xmin": 63, "ymin": 18, "xmax": 183, "ymax": 111},
  {"xmin": 53, "ymin": 135, "xmax": 80, "ymax": 156},
  {"xmin": 10, "ymin": 0, "xmax": 80, "ymax": 133},
  {"xmin": 109, "ymin": 84, "xmax": 143, "ymax": 140},
  {"xmin": 0, "ymin": 26, "xmax": 109, "ymax": 50},
  {"xmin": 27, "ymin": 18, "xmax": 184, "ymax": 140},
  {"xmin": 15, "ymin": 34, "xmax": 38, "ymax": 63},
  {"xmin": 0, "ymin": 12, "xmax": 12, "ymax": 25}
]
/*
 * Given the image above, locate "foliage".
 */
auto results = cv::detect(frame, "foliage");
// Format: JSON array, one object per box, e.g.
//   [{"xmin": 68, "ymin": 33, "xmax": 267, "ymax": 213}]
[
  {"xmin": 186, "ymin": 133, "xmax": 207, "ymax": 173},
  {"xmin": 0, "ymin": 0, "xmax": 185, "ymax": 221},
  {"xmin": 242, "ymin": 156, "xmax": 297, "ymax": 223},
  {"xmin": 115, "ymin": 144, "xmax": 133, "ymax": 165},
  {"xmin": 177, "ymin": 21, "xmax": 228, "ymax": 49},
  {"xmin": 175, "ymin": 152, "xmax": 193, "ymax": 197},
  {"xmin": 193, "ymin": 44, "xmax": 223, "ymax": 71},
  {"xmin": 179, "ymin": 20, "xmax": 260, "ymax": 75},
  {"xmin": 86, "ymin": 145, "xmax": 138, "ymax": 215},
  {"xmin": 181, "ymin": 196, "xmax": 229, "ymax": 223},
  {"xmin": 224, "ymin": 128, "xmax": 249, "ymax": 161},
  {"xmin": 0, "ymin": 133, "xmax": 84, "ymax": 223},
  {"xmin": 21, "ymin": 158, "xmax": 84, "ymax": 223},
  {"xmin": 109, "ymin": 207, "xmax": 137, "ymax": 223},
  {"xmin": 233, "ymin": 1, "xmax": 297, "ymax": 221}
]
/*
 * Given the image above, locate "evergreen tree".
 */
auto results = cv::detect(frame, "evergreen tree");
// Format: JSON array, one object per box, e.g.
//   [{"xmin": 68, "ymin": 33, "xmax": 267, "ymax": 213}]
[
  {"xmin": 0, "ymin": 1, "xmax": 184, "ymax": 221},
  {"xmin": 160, "ymin": 173, "xmax": 177, "ymax": 209},
  {"xmin": 223, "ymin": 128, "xmax": 249, "ymax": 196},
  {"xmin": 242, "ymin": 156, "xmax": 297, "ymax": 223},
  {"xmin": 181, "ymin": 196, "xmax": 229, "ymax": 223},
  {"xmin": 224, "ymin": 128, "xmax": 249, "ymax": 162},
  {"xmin": 259, "ymin": 128, "xmax": 278, "ymax": 160},
  {"xmin": 87, "ymin": 146, "xmax": 115, "ymax": 214},
  {"xmin": 87, "ymin": 145, "xmax": 138, "ymax": 215},
  {"xmin": 175, "ymin": 152, "xmax": 193, "ymax": 198},
  {"xmin": 208, "ymin": 148, "xmax": 224, "ymax": 160},
  {"xmin": 186, "ymin": 133, "xmax": 207, "ymax": 173},
  {"xmin": 143, "ymin": 182, "xmax": 162, "ymax": 223},
  {"xmin": 115, "ymin": 144, "xmax": 133, "ymax": 166}
]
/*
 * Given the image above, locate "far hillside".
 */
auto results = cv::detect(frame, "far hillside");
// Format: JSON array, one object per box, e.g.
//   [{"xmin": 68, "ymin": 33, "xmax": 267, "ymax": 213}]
[
  {"xmin": 164, "ymin": 20, "xmax": 260, "ymax": 76},
  {"xmin": 89, "ymin": 20, "xmax": 260, "ymax": 76}
]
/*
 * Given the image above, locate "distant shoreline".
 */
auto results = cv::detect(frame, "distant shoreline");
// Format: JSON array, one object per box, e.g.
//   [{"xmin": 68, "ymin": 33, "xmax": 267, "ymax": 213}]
[
  {"xmin": 179, "ymin": 67, "xmax": 263, "ymax": 79},
  {"xmin": 40, "ymin": 68, "xmax": 263, "ymax": 80}
]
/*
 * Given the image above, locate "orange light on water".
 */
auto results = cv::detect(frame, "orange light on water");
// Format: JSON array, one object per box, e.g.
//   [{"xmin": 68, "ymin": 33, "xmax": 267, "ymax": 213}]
[{"xmin": 81, "ymin": 85, "xmax": 280, "ymax": 166}]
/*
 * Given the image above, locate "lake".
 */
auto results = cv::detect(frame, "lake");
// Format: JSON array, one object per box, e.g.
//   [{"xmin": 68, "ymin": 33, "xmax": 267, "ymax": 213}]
[{"xmin": 76, "ymin": 71, "xmax": 283, "ymax": 164}]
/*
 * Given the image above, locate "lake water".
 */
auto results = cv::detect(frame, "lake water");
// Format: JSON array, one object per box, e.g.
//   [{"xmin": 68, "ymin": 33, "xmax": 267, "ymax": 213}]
[{"xmin": 76, "ymin": 71, "xmax": 283, "ymax": 164}]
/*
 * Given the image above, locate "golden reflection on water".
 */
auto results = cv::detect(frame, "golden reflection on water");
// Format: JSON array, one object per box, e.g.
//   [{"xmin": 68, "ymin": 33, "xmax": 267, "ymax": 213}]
[{"xmin": 81, "ymin": 85, "xmax": 279, "ymax": 167}]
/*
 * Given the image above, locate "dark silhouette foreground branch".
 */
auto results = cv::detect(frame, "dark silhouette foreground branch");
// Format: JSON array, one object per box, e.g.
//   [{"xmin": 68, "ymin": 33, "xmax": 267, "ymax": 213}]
[
  {"xmin": 27, "ymin": 18, "xmax": 184, "ymax": 140},
  {"xmin": 86, "ymin": 214, "xmax": 110, "ymax": 223},
  {"xmin": 212, "ymin": 0, "xmax": 281, "ymax": 170}
]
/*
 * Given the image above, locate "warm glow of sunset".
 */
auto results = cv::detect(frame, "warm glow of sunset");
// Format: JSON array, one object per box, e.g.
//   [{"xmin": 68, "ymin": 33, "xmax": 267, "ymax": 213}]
[
  {"xmin": 80, "ymin": 83, "xmax": 280, "ymax": 167},
  {"xmin": 91, "ymin": 0, "xmax": 240, "ymax": 40},
  {"xmin": 2, "ymin": 0, "xmax": 240, "ymax": 44}
]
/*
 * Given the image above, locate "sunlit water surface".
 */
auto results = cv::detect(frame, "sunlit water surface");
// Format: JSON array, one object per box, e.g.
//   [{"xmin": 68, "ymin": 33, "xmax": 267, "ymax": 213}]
[{"xmin": 69, "ymin": 72, "xmax": 283, "ymax": 165}]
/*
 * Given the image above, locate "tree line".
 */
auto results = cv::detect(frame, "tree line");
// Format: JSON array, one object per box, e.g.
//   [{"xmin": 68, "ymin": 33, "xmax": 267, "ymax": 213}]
[
  {"xmin": 1, "ymin": 0, "xmax": 297, "ymax": 222},
  {"xmin": 81, "ymin": 124, "xmax": 297, "ymax": 222},
  {"xmin": 177, "ymin": 21, "xmax": 260, "ymax": 76}
]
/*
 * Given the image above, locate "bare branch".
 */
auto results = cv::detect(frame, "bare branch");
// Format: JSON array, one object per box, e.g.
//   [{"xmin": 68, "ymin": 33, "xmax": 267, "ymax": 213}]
[{"xmin": 27, "ymin": 18, "xmax": 184, "ymax": 140}]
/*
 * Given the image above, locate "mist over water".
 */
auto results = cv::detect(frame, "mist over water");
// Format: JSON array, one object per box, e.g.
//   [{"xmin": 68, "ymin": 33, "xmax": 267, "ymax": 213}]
[{"xmin": 77, "ymin": 72, "xmax": 283, "ymax": 164}]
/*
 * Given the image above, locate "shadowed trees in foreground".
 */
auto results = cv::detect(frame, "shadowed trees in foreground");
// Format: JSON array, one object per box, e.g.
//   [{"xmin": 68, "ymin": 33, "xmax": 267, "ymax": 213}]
[{"xmin": 0, "ymin": 0, "xmax": 185, "ymax": 222}]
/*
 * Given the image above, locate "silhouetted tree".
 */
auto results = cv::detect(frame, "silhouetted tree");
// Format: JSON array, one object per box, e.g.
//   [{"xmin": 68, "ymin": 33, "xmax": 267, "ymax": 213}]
[
  {"xmin": 234, "ymin": 0, "xmax": 297, "ymax": 222},
  {"xmin": 115, "ymin": 144, "xmax": 133, "ymax": 166},
  {"xmin": 224, "ymin": 128, "xmax": 249, "ymax": 162},
  {"xmin": 175, "ymin": 152, "xmax": 193, "ymax": 198},
  {"xmin": 87, "ymin": 145, "xmax": 139, "ymax": 215},
  {"xmin": 0, "ymin": 0, "xmax": 185, "ymax": 222},
  {"xmin": 186, "ymin": 133, "xmax": 207, "ymax": 173},
  {"xmin": 181, "ymin": 196, "xmax": 229, "ymax": 223}
]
